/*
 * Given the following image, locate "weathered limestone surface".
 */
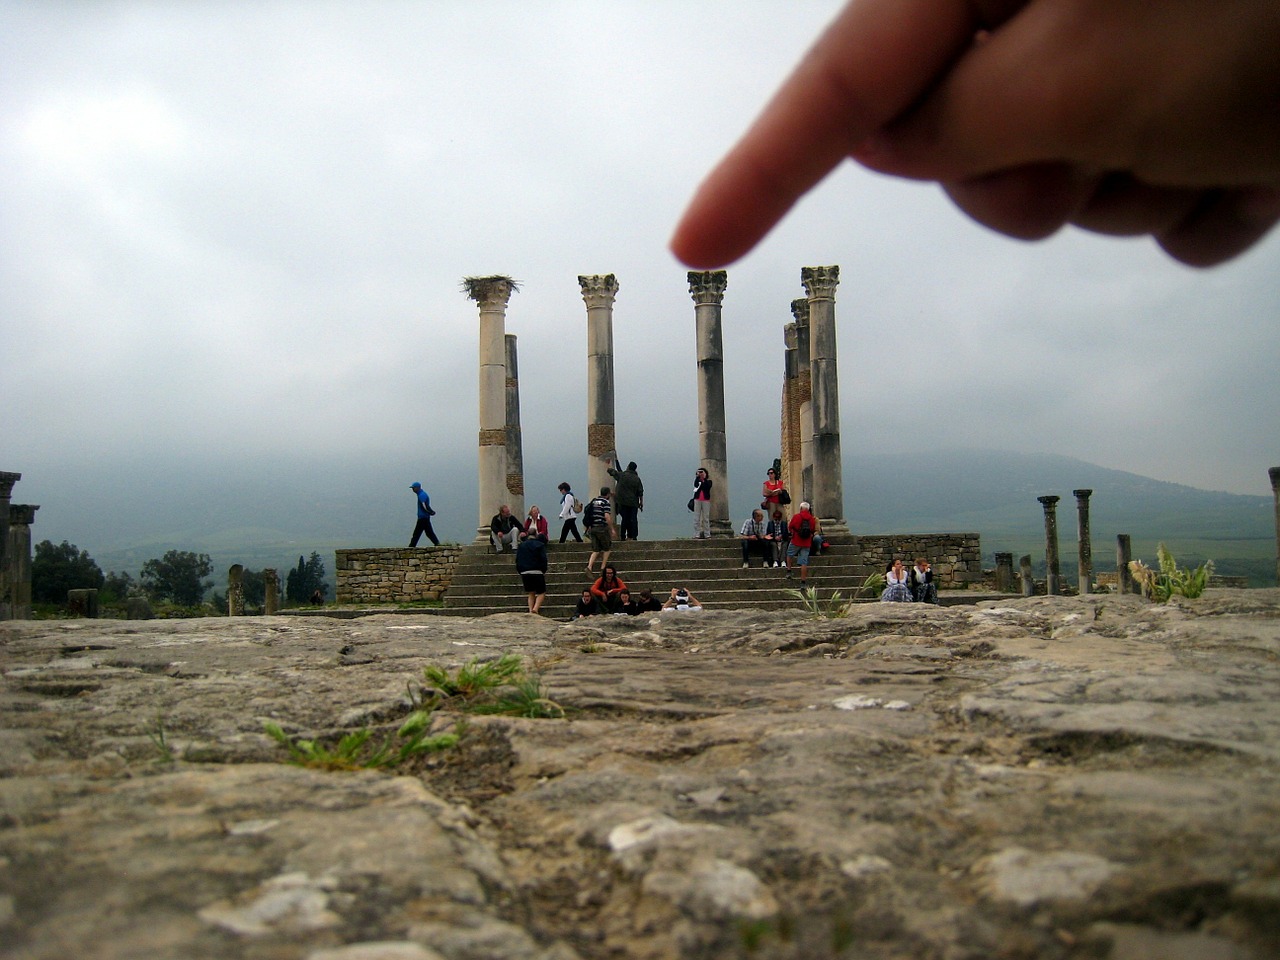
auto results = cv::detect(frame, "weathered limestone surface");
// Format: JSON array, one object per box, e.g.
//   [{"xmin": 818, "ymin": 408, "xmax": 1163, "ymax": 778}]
[{"xmin": 2, "ymin": 592, "xmax": 1279, "ymax": 960}]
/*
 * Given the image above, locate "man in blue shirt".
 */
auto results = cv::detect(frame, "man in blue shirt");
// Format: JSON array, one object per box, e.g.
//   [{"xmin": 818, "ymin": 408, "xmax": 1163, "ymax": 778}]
[{"xmin": 409, "ymin": 482, "xmax": 440, "ymax": 547}]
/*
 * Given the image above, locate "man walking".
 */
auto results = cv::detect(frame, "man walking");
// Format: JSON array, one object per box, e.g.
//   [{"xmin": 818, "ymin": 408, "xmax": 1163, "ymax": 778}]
[
  {"xmin": 408, "ymin": 482, "xmax": 439, "ymax": 547},
  {"xmin": 583, "ymin": 486, "xmax": 616, "ymax": 575},
  {"xmin": 785, "ymin": 501, "xmax": 818, "ymax": 585},
  {"xmin": 607, "ymin": 460, "xmax": 644, "ymax": 541}
]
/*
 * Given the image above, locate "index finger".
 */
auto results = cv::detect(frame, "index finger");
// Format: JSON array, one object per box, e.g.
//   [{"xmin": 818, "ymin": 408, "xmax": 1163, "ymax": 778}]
[{"xmin": 669, "ymin": 0, "xmax": 987, "ymax": 269}]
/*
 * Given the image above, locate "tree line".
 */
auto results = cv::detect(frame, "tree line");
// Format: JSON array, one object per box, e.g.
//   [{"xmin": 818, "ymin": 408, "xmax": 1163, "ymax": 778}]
[{"xmin": 30, "ymin": 541, "xmax": 330, "ymax": 612}]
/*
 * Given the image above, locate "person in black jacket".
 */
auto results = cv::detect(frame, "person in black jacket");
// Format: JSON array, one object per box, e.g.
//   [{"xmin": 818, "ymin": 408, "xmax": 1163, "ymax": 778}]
[
  {"xmin": 515, "ymin": 534, "xmax": 549, "ymax": 614},
  {"xmin": 691, "ymin": 467, "xmax": 713, "ymax": 539},
  {"xmin": 909, "ymin": 557, "xmax": 937, "ymax": 605}
]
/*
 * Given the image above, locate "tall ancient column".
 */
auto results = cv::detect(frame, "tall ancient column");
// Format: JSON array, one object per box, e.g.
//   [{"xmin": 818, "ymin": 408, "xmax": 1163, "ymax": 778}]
[
  {"xmin": 0, "ymin": 472, "xmax": 19, "ymax": 621},
  {"xmin": 7, "ymin": 504, "xmax": 38, "ymax": 621},
  {"xmin": 1074, "ymin": 488, "xmax": 1093, "ymax": 594},
  {"xmin": 688, "ymin": 270, "xmax": 731, "ymax": 536},
  {"xmin": 465, "ymin": 276, "xmax": 517, "ymax": 538},
  {"xmin": 1270, "ymin": 467, "xmax": 1280, "ymax": 587},
  {"xmin": 579, "ymin": 274, "xmax": 620, "ymax": 499},
  {"xmin": 504, "ymin": 334, "xmax": 525, "ymax": 519},
  {"xmin": 1038, "ymin": 495, "xmax": 1062, "ymax": 595},
  {"xmin": 801, "ymin": 266, "xmax": 846, "ymax": 534}
]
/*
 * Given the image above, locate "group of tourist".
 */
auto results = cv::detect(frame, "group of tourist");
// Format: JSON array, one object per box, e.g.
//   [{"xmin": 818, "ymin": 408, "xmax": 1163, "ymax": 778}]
[
  {"xmin": 573, "ymin": 569, "xmax": 703, "ymax": 618},
  {"xmin": 880, "ymin": 558, "xmax": 938, "ymax": 605}
]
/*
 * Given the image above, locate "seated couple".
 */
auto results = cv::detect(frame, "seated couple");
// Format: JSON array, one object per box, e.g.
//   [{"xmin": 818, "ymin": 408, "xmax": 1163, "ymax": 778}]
[{"xmin": 880, "ymin": 558, "xmax": 938, "ymax": 604}]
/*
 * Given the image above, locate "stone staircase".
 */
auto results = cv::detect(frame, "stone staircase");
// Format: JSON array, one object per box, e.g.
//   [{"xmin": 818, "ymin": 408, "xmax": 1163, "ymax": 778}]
[{"xmin": 443, "ymin": 537, "xmax": 883, "ymax": 619}]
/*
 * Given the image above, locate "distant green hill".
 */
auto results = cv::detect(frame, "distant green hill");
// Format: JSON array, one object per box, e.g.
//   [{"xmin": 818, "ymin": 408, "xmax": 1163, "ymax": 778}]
[{"xmin": 844, "ymin": 450, "xmax": 1275, "ymax": 585}]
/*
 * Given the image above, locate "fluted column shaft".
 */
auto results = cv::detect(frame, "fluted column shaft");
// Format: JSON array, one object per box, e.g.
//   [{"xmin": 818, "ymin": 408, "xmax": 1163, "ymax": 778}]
[
  {"xmin": 802, "ymin": 266, "xmax": 845, "ymax": 532},
  {"xmin": 468, "ymin": 278, "xmax": 515, "ymax": 537},
  {"xmin": 1074, "ymin": 488, "xmax": 1093, "ymax": 594},
  {"xmin": 689, "ymin": 271, "xmax": 731, "ymax": 536},
  {"xmin": 580, "ymin": 275, "xmax": 620, "ymax": 499},
  {"xmin": 1039, "ymin": 495, "xmax": 1062, "ymax": 595},
  {"xmin": 504, "ymin": 334, "xmax": 525, "ymax": 519},
  {"xmin": 7, "ymin": 503, "xmax": 37, "ymax": 620},
  {"xmin": 0, "ymin": 472, "xmax": 19, "ymax": 621}
]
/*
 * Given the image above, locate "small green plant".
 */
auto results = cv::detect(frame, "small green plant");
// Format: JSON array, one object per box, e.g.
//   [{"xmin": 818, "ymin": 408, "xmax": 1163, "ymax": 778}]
[
  {"xmin": 147, "ymin": 716, "xmax": 175, "ymax": 763},
  {"xmin": 426, "ymin": 654, "xmax": 565, "ymax": 718},
  {"xmin": 424, "ymin": 653, "xmax": 525, "ymax": 699},
  {"xmin": 854, "ymin": 571, "xmax": 886, "ymax": 599},
  {"xmin": 787, "ymin": 586, "xmax": 850, "ymax": 619},
  {"xmin": 1129, "ymin": 543, "xmax": 1214, "ymax": 603},
  {"xmin": 264, "ymin": 712, "xmax": 459, "ymax": 771}
]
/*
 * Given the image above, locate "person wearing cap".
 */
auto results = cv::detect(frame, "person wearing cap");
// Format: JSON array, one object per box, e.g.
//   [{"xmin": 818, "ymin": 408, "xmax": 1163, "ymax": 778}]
[{"xmin": 408, "ymin": 482, "xmax": 439, "ymax": 547}]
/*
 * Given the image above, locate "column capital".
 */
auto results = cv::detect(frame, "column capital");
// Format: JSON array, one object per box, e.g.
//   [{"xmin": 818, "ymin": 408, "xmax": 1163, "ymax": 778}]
[
  {"xmin": 1037, "ymin": 495, "xmax": 1061, "ymax": 508},
  {"xmin": 800, "ymin": 265, "xmax": 840, "ymax": 299},
  {"xmin": 578, "ymin": 273, "xmax": 619, "ymax": 308},
  {"xmin": 0, "ymin": 472, "xmax": 20, "ymax": 499},
  {"xmin": 463, "ymin": 275, "xmax": 518, "ymax": 307},
  {"xmin": 790, "ymin": 298, "xmax": 810, "ymax": 325},
  {"xmin": 687, "ymin": 270, "xmax": 727, "ymax": 305},
  {"xmin": 8, "ymin": 504, "xmax": 38, "ymax": 524},
  {"xmin": 1073, "ymin": 488, "xmax": 1093, "ymax": 500}
]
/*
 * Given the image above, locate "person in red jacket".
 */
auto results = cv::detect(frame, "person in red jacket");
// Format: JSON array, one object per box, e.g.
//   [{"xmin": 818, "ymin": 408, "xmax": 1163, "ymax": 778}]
[
  {"xmin": 589, "ymin": 565, "xmax": 628, "ymax": 614},
  {"xmin": 785, "ymin": 501, "xmax": 818, "ymax": 584}
]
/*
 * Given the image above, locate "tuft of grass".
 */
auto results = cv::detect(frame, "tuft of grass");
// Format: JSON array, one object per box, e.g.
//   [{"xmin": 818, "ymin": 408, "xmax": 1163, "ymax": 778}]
[
  {"xmin": 147, "ymin": 716, "xmax": 175, "ymax": 763},
  {"xmin": 264, "ymin": 713, "xmax": 459, "ymax": 771},
  {"xmin": 787, "ymin": 587, "xmax": 850, "ymax": 619},
  {"xmin": 424, "ymin": 653, "xmax": 525, "ymax": 699}
]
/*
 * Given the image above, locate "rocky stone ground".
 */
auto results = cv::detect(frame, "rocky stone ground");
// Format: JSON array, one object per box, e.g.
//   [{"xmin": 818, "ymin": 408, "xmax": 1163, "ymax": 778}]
[{"xmin": 2, "ymin": 592, "xmax": 1278, "ymax": 960}]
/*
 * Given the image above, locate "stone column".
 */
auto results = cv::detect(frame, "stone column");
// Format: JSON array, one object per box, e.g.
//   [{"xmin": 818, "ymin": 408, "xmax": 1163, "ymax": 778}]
[
  {"xmin": 67, "ymin": 589, "xmax": 99, "ymax": 618},
  {"xmin": 580, "ymin": 274, "xmax": 620, "ymax": 500},
  {"xmin": 7, "ymin": 504, "xmax": 38, "ymax": 621},
  {"xmin": 466, "ymin": 276, "xmax": 517, "ymax": 538},
  {"xmin": 787, "ymin": 298, "xmax": 814, "ymax": 508},
  {"xmin": 1038, "ymin": 495, "xmax": 1062, "ymax": 595},
  {"xmin": 1019, "ymin": 554, "xmax": 1035, "ymax": 596},
  {"xmin": 801, "ymin": 266, "xmax": 846, "ymax": 535},
  {"xmin": 504, "ymin": 333, "xmax": 525, "ymax": 519},
  {"xmin": 1116, "ymin": 534, "xmax": 1136, "ymax": 594},
  {"xmin": 1074, "ymin": 488, "xmax": 1093, "ymax": 595},
  {"xmin": 263, "ymin": 568, "xmax": 280, "ymax": 615},
  {"xmin": 994, "ymin": 552, "xmax": 1014, "ymax": 592},
  {"xmin": 1270, "ymin": 467, "xmax": 1280, "ymax": 587},
  {"xmin": 227, "ymin": 564, "xmax": 245, "ymax": 617},
  {"xmin": 0, "ymin": 471, "xmax": 18, "ymax": 621},
  {"xmin": 688, "ymin": 270, "xmax": 731, "ymax": 536}
]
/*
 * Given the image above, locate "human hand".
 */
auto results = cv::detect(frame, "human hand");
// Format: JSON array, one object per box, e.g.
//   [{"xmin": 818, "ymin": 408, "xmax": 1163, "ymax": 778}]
[{"xmin": 671, "ymin": 0, "xmax": 1280, "ymax": 268}]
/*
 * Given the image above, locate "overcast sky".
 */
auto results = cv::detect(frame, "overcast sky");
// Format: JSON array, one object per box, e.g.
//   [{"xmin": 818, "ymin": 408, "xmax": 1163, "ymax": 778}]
[{"xmin": 3, "ymin": 1, "xmax": 1278, "ymax": 551}]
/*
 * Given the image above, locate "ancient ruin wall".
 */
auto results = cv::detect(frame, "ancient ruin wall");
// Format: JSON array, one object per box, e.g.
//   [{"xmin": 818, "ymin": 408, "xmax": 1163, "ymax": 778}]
[
  {"xmin": 854, "ymin": 533, "xmax": 984, "ymax": 586},
  {"xmin": 335, "ymin": 547, "xmax": 461, "ymax": 604}
]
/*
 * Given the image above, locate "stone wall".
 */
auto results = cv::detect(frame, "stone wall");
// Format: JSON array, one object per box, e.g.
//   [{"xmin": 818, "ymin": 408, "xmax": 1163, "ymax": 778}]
[
  {"xmin": 335, "ymin": 547, "xmax": 461, "ymax": 604},
  {"xmin": 853, "ymin": 533, "xmax": 984, "ymax": 587}
]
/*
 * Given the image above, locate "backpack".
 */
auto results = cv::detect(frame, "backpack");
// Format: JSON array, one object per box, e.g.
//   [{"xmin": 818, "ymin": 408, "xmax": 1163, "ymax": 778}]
[
  {"xmin": 582, "ymin": 500, "xmax": 599, "ymax": 527},
  {"xmin": 572, "ymin": 496, "xmax": 583, "ymax": 513},
  {"xmin": 798, "ymin": 516, "xmax": 812, "ymax": 539}
]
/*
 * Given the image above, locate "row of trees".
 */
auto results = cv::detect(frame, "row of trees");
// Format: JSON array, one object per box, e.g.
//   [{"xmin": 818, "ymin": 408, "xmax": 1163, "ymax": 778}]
[{"xmin": 30, "ymin": 541, "xmax": 329, "ymax": 611}]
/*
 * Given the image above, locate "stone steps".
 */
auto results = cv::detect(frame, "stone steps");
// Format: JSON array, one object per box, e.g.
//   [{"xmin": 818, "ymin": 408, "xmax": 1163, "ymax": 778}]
[{"xmin": 444, "ymin": 537, "xmax": 884, "ymax": 618}]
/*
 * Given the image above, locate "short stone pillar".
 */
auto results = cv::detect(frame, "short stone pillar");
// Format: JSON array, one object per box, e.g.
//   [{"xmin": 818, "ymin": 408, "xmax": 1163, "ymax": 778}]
[
  {"xmin": 67, "ymin": 588, "xmax": 100, "ymax": 618},
  {"xmin": 580, "ymin": 274, "xmax": 620, "ymax": 499},
  {"xmin": 6, "ymin": 504, "xmax": 38, "ymax": 620},
  {"xmin": 1074, "ymin": 489, "xmax": 1093, "ymax": 595},
  {"xmin": 227, "ymin": 564, "xmax": 245, "ymax": 617},
  {"xmin": 994, "ymin": 552, "xmax": 1014, "ymax": 592},
  {"xmin": 1019, "ymin": 554, "xmax": 1035, "ymax": 596},
  {"xmin": 504, "ymin": 333, "xmax": 525, "ymax": 519},
  {"xmin": 1270, "ymin": 467, "xmax": 1280, "ymax": 587},
  {"xmin": 126, "ymin": 596, "xmax": 155, "ymax": 620},
  {"xmin": 1038, "ymin": 495, "xmax": 1062, "ymax": 595},
  {"xmin": 801, "ymin": 266, "xmax": 847, "ymax": 535},
  {"xmin": 263, "ymin": 568, "xmax": 280, "ymax": 615},
  {"xmin": 466, "ymin": 276, "xmax": 517, "ymax": 539},
  {"xmin": 688, "ymin": 270, "xmax": 732, "ymax": 536},
  {"xmin": 1116, "ymin": 534, "xmax": 1136, "ymax": 594},
  {"xmin": 0, "ymin": 471, "xmax": 19, "ymax": 621}
]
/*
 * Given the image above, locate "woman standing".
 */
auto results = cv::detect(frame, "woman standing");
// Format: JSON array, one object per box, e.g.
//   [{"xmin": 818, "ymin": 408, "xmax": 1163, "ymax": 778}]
[{"xmin": 691, "ymin": 467, "xmax": 713, "ymax": 539}]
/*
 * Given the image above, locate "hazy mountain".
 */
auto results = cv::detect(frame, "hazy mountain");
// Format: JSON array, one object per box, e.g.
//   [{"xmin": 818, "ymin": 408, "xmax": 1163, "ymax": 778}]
[{"xmin": 21, "ymin": 448, "xmax": 1276, "ymax": 590}]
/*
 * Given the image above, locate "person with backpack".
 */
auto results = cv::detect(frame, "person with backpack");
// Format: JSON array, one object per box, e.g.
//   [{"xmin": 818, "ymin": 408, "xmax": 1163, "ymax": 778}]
[
  {"xmin": 583, "ymin": 486, "xmax": 615, "ymax": 575},
  {"xmin": 557, "ymin": 482, "xmax": 583, "ymax": 543},
  {"xmin": 785, "ymin": 501, "xmax": 818, "ymax": 584}
]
